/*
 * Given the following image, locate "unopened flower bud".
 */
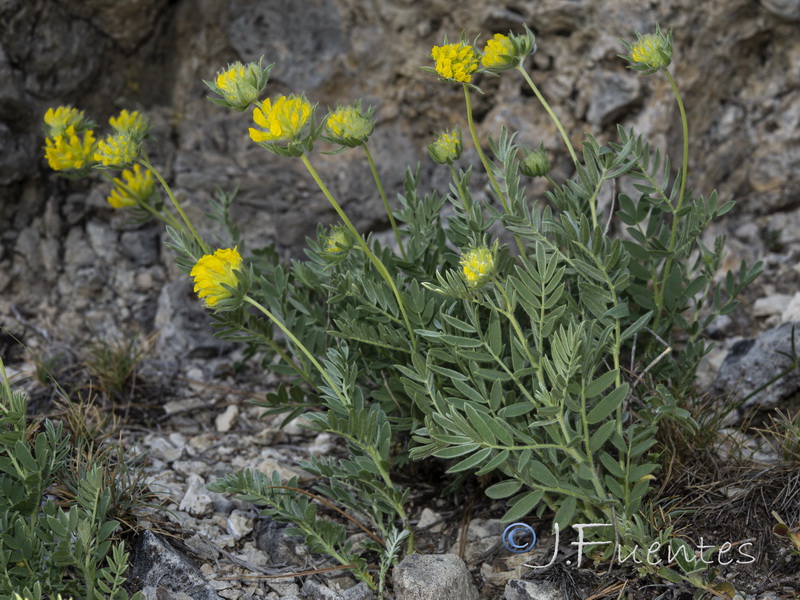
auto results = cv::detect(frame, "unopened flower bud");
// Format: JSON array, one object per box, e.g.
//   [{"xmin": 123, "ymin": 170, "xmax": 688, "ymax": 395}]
[
  {"xmin": 427, "ymin": 128, "xmax": 462, "ymax": 165},
  {"xmin": 622, "ymin": 25, "xmax": 673, "ymax": 73},
  {"xmin": 460, "ymin": 244, "xmax": 496, "ymax": 288},
  {"xmin": 325, "ymin": 103, "xmax": 375, "ymax": 147},
  {"xmin": 520, "ymin": 144, "xmax": 550, "ymax": 178}
]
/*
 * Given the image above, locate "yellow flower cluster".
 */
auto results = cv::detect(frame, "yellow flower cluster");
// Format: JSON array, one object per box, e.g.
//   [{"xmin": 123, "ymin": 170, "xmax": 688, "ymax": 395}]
[
  {"xmin": 44, "ymin": 125, "xmax": 96, "ymax": 171},
  {"xmin": 431, "ymin": 42, "xmax": 479, "ymax": 83},
  {"xmin": 215, "ymin": 62, "xmax": 260, "ymax": 109},
  {"xmin": 94, "ymin": 133, "xmax": 139, "ymax": 167},
  {"xmin": 107, "ymin": 163, "xmax": 155, "ymax": 208},
  {"xmin": 109, "ymin": 109, "xmax": 149, "ymax": 141},
  {"xmin": 43, "ymin": 105, "xmax": 86, "ymax": 138},
  {"xmin": 249, "ymin": 95, "xmax": 312, "ymax": 143},
  {"xmin": 324, "ymin": 226, "xmax": 351, "ymax": 255},
  {"xmin": 191, "ymin": 247, "xmax": 243, "ymax": 307},
  {"xmin": 326, "ymin": 105, "xmax": 374, "ymax": 147},
  {"xmin": 481, "ymin": 33, "xmax": 516, "ymax": 70},
  {"xmin": 217, "ymin": 63, "xmax": 248, "ymax": 92},
  {"xmin": 207, "ymin": 58, "xmax": 271, "ymax": 111},
  {"xmin": 460, "ymin": 246, "xmax": 495, "ymax": 288},
  {"xmin": 625, "ymin": 27, "xmax": 672, "ymax": 72},
  {"xmin": 427, "ymin": 128, "xmax": 462, "ymax": 165}
]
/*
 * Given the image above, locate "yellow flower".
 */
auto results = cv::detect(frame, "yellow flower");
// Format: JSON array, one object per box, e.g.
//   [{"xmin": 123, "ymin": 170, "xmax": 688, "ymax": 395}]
[
  {"xmin": 431, "ymin": 42, "xmax": 478, "ymax": 83},
  {"xmin": 44, "ymin": 126, "xmax": 96, "ymax": 171},
  {"xmin": 460, "ymin": 245, "xmax": 496, "ymax": 288},
  {"xmin": 325, "ymin": 104, "xmax": 374, "ymax": 147},
  {"xmin": 190, "ymin": 247, "xmax": 244, "ymax": 308},
  {"xmin": 427, "ymin": 128, "xmax": 462, "ymax": 165},
  {"xmin": 107, "ymin": 163, "xmax": 155, "ymax": 208},
  {"xmin": 94, "ymin": 133, "xmax": 139, "ymax": 167},
  {"xmin": 249, "ymin": 95, "xmax": 312, "ymax": 144},
  {"xmin": 482, "ymin": 34, "xmax": 516, "ymax": 70},
  {"xmin": 109, "ymin": 109, "xmax": 149, "ymax": 141},
  {"xmin": 207, "ymin": 58, "xmax": 271, "ymax": 111},
  {"xmin": 43, "ymin": 105, "xmax": 86, "ymax": 138},
  {"xmin": 623, "ymin": 26, "xmax": 672, "ymax": 73},
  {"xmin": 324, "ymin": 225, "xmax": 352, "ymax": 255}
]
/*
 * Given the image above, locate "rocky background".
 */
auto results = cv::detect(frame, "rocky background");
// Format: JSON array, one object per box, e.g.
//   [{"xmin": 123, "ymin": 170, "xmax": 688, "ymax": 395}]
[
  {"xmin": 1, "ymin": 0, "xmax": 800, "ymax": 356},
  {"xmin": 2, "ymin": 1, "xmax": 800, "ymax": 599}
]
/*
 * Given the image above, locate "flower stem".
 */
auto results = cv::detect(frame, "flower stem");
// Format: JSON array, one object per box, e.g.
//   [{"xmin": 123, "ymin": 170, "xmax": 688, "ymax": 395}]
[
  {"xmin": 463, "ymin": 84, "xmax": 527, "ymax": 257},
  {"xmin": 654, "ymin": 67, "xmax": 690, "ymax": 331},
  {"xmin": 300, "ymin": 154, "xmax": 417, "ymax": 348},
  {"xmin": 99, "ymin": 170, "xmax": 184, "ymax": 233},
  {"xmin": 516, "ymin": 65, "xmax": 579, "ymax": 168},
  {"xmin": 137, "ymin": 158, "xmax": 209, "ymax": 254},
  {"xmin": 463, "ymin": 84, "xmax": 508, "ymax": 213},
  {"xmin": 449, "ymin": 164, "xmax": 471, "ymax": 213},
  {"xmin": 243, "ymin": 295, "xmax": 350, "ymax": 407},
  {"xmin": 363, "ymin": 144, "xmax": 407, "ymax": 260}
]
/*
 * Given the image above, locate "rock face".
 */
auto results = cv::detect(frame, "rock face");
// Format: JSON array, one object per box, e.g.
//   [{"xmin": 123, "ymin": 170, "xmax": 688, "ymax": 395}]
[
  {"xmin": 2, "ymin": 0, "xmax": 800, "ymax": 345},
  {"xmin": 393, "ymin": 553, "xmax": 479, "ymax": 600}
]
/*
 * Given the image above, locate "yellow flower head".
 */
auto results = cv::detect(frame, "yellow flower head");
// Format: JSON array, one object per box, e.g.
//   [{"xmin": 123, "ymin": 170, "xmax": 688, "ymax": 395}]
[
  {"xmin": 44, "ymin": 126, "xmax": 97, "ymax": 171},
  {"xmin": 190, "ymin": 247, "xmax": 244, "ymax": 308},
  {"xmin": 482, "ymin": 34, "xmax": 516, "ymax": 70},
  {"xmin": 109, "ymin": 109, "xmax": 149, "ymax": 141},
  {"xmin": 427, "ymin": 128, "xmax": 462, "ymax": 165},
  {"xmin": 107, "ymin": 163, "xmax": 155, "ymax": 208},
  {"xmin": 481, "ymin": 27, "xmax": 537, "ymax": 72},
  {"xmin": 207, "ymin": 58, "xmax": 272, "ymax": 111},
  {"xmin": 43, "ymin": 105, "xmax": 87, "ymax": 138},
  {"xmin": 623, "ymin": 26, "xmax": 673, "ymax": 73},
  {"xmin": 94, "ymin": 133, "xmax": 139, "ymax": 167},
  {"xmin": 249, "ymin": 94, "xmax": 313, "ymax": 144},
  {"xmin": 325, "ymin": 103, "xmax": 375, "ymax": 147},
  {"xmin": 431, "ymin": 42, "xmax": 479, "ymax": 83},
  {"xmin": 460, "ymin": 245, "xmax": 496, "ymax": 288},
  {"xmin": 520, "ymin": 144, "xmax": 550, "ymax": 178},
  {"xmin": 323, "ymin": 225, "xmax": 352, "ymax": 256}
]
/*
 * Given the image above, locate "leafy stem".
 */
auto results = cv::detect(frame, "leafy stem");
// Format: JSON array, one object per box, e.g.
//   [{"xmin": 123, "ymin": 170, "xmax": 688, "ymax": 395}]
[
  {"xmin": 363, "ymin": 144, "xmax": 407, "ymax": 260},
  {"xmin": 137, "ymin": 158, "xmax": 209, "ymax": 254},
  {"xmin": 301, "ymin": 154, "xmax": 417, "ymax": 349},
  {"xmin": 243, "ymin": 295, "xmax": 350, "ymax": 407},
  {"xmin": 516, "ymin": 65, "xmax": 579, "ymax": 168}
]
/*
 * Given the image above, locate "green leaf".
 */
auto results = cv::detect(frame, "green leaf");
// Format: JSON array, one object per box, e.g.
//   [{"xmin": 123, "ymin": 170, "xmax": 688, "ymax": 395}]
[
  {"xmin": 599, "ymin": 451, "xmax": 625, "ymax": 478},
  {"xmin": 501, "ymin": 490, "xmax": 544, "ymax": 522},
  {"xmin": 433, "ymin": 443, "xmax": 481, "ymax": 459},
  {"xmin": 485, "ymin": 479, "xmax": 523, "ymax": 499},
  {"xmin": 476, "ymin": 449, "xmax": 511, "ymax": 475},
  {"xmin": 589, "ymin": 420, "xmax": 617, "ymax": 452},
  {"xmin": 465, "ymin": 405, "xmax": 497, "ymax": 445},
  {"xmin": 528, "ymin": 461, "xmax": 558, "ymax": 487},
  {"xmin": 428, "ymin": 364, "xmax": 469, "ymax": 382},
  {"xmin": 447, "ymin": 447, "xmax": 492, "ymax": 473},
  {"xmin": 586, "ymin": 384, "xmax": 628, "ymax": 424},
  {"xmin": 441, "ymin": 314, "xmax": 477, "ymax": 333},
  {"xmin": 584, "ymin": 370, "xmax": 618, "ymax": 399},
  {"xmin": 554, "ymin": 496, "xmax": 577, "ymax": 529},
  {"xmin": 487, "ymin": 312, "xmax": 502, "ymax": 355}
]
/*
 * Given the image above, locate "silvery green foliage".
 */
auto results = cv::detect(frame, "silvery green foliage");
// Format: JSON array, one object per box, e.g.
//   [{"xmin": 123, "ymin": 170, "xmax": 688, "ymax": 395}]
[
  {"xmin": 194, "ymin": 87, "xmax": 761, "ymax": 585},
  {"xmin": 0, "ymin": 363, "xmax": 141, "ymax": 600}
]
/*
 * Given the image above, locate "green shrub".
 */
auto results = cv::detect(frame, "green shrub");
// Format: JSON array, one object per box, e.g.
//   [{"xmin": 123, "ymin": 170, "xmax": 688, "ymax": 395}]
[
  {"xmin": 43, "ymin": 24, "xmax": 762, "ymax": 595},
  {"xmin": 0, "ymin": 359, "xmax": 141, "ymax": 599}
]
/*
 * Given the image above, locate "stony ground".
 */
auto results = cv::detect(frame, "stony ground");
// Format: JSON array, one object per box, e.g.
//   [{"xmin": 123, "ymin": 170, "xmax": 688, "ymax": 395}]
[{"xmin": 3, "ymin": 1, "xmax": 800, "ymax": 598}]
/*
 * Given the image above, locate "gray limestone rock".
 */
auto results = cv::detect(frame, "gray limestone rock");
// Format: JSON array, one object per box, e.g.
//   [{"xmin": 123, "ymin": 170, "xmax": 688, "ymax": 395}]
[
  {"xmin": 393, "ymin": 553, "xmax": 479, "ymax": 600},
  {"xmin": 713, "ymin": 321, "xmax": 800, "ymax": 411},
  {"xmin": 503, "ymin": 579, "xmax": 562, "ymax": 600},
  {"xmin": 128, "ymin": 530, "xmax": 223, "ymax": 600}
]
